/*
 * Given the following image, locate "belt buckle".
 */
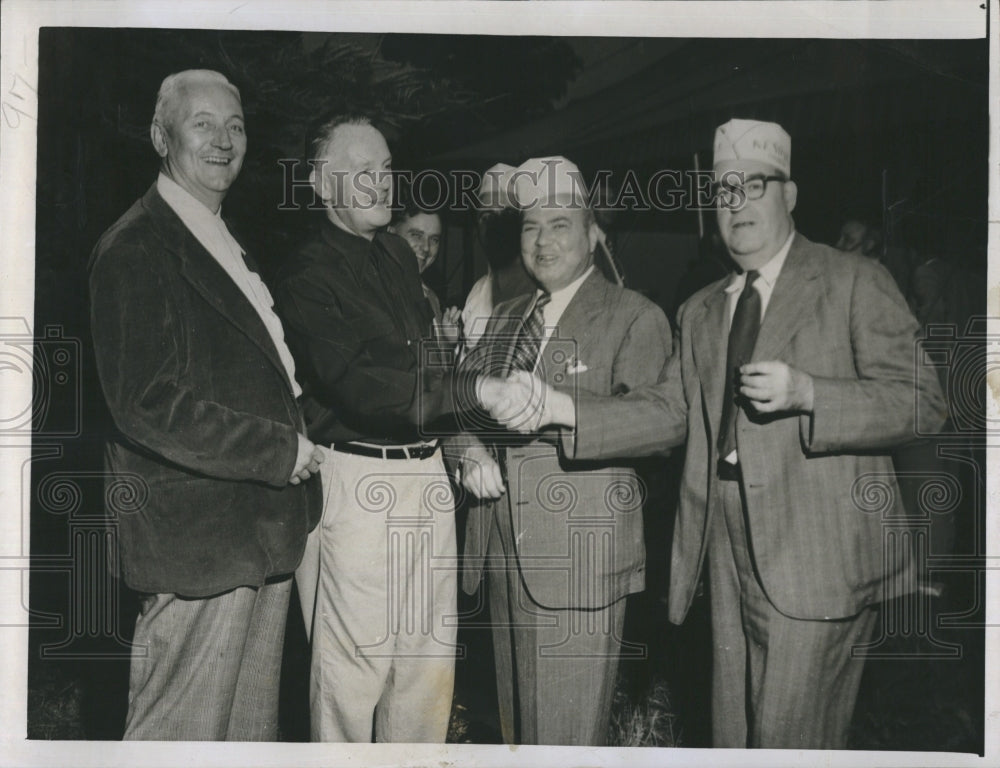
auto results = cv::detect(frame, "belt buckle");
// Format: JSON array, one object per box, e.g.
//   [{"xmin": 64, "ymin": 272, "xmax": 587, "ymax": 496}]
[{"xmin": 409, "ymin": 442, "xmax": 437, "ymax": 460}]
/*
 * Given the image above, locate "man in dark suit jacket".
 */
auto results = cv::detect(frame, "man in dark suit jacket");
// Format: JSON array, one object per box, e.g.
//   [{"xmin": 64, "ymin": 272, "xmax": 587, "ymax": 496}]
[
  {"xmin": 88, "ymin": 69, "xmax": 323, "ymax": 740},
  {"xmin": 483, "ymin": 123, "xmax": 947, "ymax": 748},
  {"xmin": 451, "ymin": 157, "xmax": 672, "ymax": 745}
]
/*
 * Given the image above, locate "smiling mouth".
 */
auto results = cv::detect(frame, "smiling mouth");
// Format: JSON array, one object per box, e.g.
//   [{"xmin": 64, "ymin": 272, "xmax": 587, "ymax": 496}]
[
  {"xmin": 203, "ymin": 156, "xmax": 233, "ymax": 165},
  {"xmin": 731, "ymin": 220, "xmax": 755, "ymax": 229}
]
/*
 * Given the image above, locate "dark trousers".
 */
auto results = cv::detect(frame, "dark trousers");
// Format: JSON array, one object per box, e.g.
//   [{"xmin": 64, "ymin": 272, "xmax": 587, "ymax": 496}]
[{"xmin": 709, "ymin": 477, "xmax": 877, "ymax": 748}]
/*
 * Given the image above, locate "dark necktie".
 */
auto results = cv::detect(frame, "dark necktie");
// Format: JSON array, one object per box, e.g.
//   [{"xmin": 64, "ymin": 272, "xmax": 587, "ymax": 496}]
[
  {"xmin": 509, "ymin": 292, "xmax": 551, "ymax": 372},
  {"xmin": 718, "ymin": 270, "xmax": 761, "ymax": 459}
]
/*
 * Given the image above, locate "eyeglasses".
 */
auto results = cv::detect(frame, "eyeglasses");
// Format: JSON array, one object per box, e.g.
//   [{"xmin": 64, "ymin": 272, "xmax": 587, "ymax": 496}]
[{"xmin": 713, "ymin": 174, "xmax": 786, "ymax": 209}]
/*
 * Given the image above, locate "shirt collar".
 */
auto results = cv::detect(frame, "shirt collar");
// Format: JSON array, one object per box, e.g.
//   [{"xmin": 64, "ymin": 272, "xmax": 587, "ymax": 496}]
[
  {"xmin": 319, "ymin": 215, "xmax": 377, "ymax": 275},
  {"xmin": 724, "ymin": 230, "xmax": 796, "ymax": 294},
  {"xmin": 157, "ymin": 172, "xmax": 226, "ymax": 227},
  {"xmin": 536, "ymin": 264, "xmax": 595, "ymax": 305}
]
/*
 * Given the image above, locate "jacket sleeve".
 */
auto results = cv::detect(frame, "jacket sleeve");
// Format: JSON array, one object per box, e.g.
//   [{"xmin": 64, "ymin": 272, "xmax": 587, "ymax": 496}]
[
  {"xmin": 802, "ymin": 259, "xmax": 948, "ymax": 452},
  {"xmin": 89, "ymin": 239, "xmax": 298, "ymax": 487},
  {"xmin": 563, "ymin": 301, "xmax": 687, "ymax": 460}
]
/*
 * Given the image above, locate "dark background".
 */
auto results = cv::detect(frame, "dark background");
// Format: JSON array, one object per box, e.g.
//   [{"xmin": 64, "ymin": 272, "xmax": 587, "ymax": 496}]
[{"xmin": 28, "ymin": 28, "xmax": 989, "ymax": 749}]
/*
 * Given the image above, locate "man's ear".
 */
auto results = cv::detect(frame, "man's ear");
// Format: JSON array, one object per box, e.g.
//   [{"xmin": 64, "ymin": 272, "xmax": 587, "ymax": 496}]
[
  {"xmin": 150, "ymin": 122, "xmax": 169, "ymax": 158},
  {"xmin": 311, "ymin": 165, "xmax": 332, "ymax": 206},
  {"xmin": 782, "ymin": 180, "xmax": 798, "ymax": 214},
  {"xmin": 588, "ymin": 221, "xmax": 600, "ymax": 255}
]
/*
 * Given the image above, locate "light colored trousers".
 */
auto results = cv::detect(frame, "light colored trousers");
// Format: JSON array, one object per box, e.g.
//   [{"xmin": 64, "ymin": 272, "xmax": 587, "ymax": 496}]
[
  {"xmin": 124, "ymin": 576, "xmax": 292, "ymax": 741},
  {"xmin": 296, "ymin": 445, "xmax": 458, "ymax": 742}
]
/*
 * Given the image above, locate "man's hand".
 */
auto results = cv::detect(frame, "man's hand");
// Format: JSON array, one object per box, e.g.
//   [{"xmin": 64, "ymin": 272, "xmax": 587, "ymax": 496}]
[
  {"xmin": 739, "ymin": 361, "xmax": 814, "ymax": 414},
  {"xmin": 478, "ymin": 371, "xmax": 576, "ymax": 433},
  {"xmin": 290, "ymin": 433, "xmax": 324, "ymax": 485},
  {"xmin": 478, "ymin": 371, "xmax": 545, "ymax": 433},
  {"xmin": 435, "ymin": 306, "xmax": 462, "ymax": 345},
  {"xmin": 457, "ymin": 444, "xmax": 505, "ymax": 499}
]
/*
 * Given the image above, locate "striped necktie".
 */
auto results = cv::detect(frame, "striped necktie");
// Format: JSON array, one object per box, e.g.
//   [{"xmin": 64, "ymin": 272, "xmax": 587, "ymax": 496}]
[{"xmin": 509, "ymin": 292, "xmax": 551, "ymax": 372}]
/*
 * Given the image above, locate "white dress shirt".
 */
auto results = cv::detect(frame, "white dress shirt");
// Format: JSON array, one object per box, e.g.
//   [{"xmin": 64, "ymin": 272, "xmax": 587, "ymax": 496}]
[
  {"xmin": 722, "ymin": 230, "xmax": 795, "ymax": 463},
  {"xmin": 530, "ymin": 265, "xmax": 595, "ymax": 367},
  {"xmin": 157, "ymin": 173, "xmax": 302, "ymax": 397},
  {"xmin": 461, "ymin": 271, "xmax": 494, "ymax": 351}
]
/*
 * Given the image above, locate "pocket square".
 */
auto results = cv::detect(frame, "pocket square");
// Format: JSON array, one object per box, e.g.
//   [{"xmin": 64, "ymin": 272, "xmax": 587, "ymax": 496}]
[{"xmin": 565, "ymin": 359, "xmax": 589, "ymax": 375}]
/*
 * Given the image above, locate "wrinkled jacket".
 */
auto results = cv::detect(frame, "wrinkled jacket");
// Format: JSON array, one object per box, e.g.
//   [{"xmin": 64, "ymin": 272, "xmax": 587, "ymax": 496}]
[
  {"xmin": 569, "ymin": 235, "xmax": 948, "ymax": 622},
  {"xmin": 89, "ymin": 184, "xmax": 321, "ymax": 597}
]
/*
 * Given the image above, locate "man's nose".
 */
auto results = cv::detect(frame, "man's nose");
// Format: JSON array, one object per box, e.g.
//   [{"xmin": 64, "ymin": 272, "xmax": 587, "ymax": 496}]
[{"xmin": 212, "ymin": 125, "xmax": 233, "ymax": 148}]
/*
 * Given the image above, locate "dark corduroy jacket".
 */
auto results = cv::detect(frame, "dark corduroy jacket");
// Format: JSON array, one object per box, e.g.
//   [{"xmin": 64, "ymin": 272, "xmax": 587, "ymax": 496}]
[{"xmin": 88, "ymin": 183, "xmax": 321, "ymax": 597}]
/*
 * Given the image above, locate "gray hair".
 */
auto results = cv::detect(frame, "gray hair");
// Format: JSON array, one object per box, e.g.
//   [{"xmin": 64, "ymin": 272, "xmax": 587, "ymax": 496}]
[
  {"xmin": 305, "ymin": 112, "xmax": 375, "ymax": 164},
  {"xmin": 151, "ymin": 69, "xmax": 241, "ymax": 133}
]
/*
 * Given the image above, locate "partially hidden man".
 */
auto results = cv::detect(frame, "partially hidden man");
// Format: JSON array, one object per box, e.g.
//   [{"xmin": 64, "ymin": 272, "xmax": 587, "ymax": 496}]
[
  {"xmin": 89, "ymin": 69, "xmax": 323, "ymax": 740},
  {"xmin": 452, "ymin": 157, "xmax": 673, "ymax": 745},
  {"xmin": 483, "ymin": 120, "xmax": 947, "ymax": 749}
]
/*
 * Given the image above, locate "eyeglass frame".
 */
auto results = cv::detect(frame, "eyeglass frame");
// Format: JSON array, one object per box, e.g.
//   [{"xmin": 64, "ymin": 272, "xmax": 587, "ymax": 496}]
[{"xmin": 712, "ymin": 173, "xmax": 788, "ymax": 210}]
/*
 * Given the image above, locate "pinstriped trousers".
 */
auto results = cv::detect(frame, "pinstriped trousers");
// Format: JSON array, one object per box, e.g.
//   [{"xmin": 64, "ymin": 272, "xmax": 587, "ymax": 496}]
[
  {"xmin": 123, "ymin": 576, "xmax": 292, "ymax": 741},
  {"xmin": 709, "ymin": 476, "xmax": 877, "ymax": 749},
  {"xmin": 485, "ymin": 494, "xmax": 626, "ymax": 746}
]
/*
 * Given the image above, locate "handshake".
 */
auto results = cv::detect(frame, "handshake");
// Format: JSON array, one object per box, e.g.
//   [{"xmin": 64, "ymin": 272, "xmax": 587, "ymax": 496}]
[
  {"xmin": 455, "ymin": 373, "xmax": 577, "ymax": 500},
  {"xmin": 474, "ymin": 370, "xmax": 576, "ymax": 433}
]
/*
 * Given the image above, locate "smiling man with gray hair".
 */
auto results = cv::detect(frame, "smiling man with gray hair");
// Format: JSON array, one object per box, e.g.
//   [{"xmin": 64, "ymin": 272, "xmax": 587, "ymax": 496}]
[{"xmin": 89, "ymin": 69, "xmax": 323, "ymax": 740}]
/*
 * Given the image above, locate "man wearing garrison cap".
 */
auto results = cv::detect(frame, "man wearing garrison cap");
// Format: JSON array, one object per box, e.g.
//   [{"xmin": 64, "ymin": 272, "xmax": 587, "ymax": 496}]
[
  {"xmin": 481, "ymin": 122, "xmax": 946, "ymax": 748},
  {"xmin": 449, "ymin": 156, "xmax": 672, "ymax": 745},
  {"xmin": 461, "ymin": 162, "xmax": 536, "ymax": 350}
]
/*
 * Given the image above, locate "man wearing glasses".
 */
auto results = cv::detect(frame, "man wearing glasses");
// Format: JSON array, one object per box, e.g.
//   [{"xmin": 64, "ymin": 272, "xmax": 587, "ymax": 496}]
[{"xmin": 481, "ymin": 118, "xmax": 945, "ymax": 748}]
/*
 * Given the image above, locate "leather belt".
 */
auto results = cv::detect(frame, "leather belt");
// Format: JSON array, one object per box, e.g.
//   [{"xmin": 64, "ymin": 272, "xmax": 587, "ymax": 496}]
[
  {"xmin": 333, "ymin": 441, "xmax": 438, "ymax": 461},
  {"xmin": 716, "ymin": 458, "xmax": 741, "ymax": 482}
]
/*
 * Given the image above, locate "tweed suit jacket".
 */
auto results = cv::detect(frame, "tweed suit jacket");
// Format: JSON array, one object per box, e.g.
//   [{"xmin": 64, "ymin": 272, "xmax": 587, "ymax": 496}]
[
  {"xmin": 457, "ymin": 271, "xmax": 673, "ymax": 610},
  {"xmin": 567, "ymin": 234, "xmax": 947, "ymax": 622},
  {"xmin": 89, "ymin": 183, "xmax": 322, "ymax": 598}
]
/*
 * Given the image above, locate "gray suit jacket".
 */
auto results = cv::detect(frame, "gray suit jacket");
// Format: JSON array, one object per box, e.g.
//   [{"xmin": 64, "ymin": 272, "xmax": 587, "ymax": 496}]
[
  {"xmin": 567, "ymin": 234, "xmax": 948, "ymax": 622},
  {"xmin": 457, "ymin": 271, "xmax": 673, "ymax": 609}
]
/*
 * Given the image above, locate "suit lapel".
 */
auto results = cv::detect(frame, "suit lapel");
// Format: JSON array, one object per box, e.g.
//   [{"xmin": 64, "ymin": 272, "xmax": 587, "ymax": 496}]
[
  {"xmin": 537, "ymin": 271, "xmax": 605, "ymax": 386},
  {"xmin": 692, "ymin": 279, "xmax": 731, "ymax": 441},
  {"xmin": 491, "ymin": 293, "xmax": 535, "ymax": 377},
  {"xmin": 142, "ymin": 186, "xmax": 292, "ymax": 391},
  {"xmin": 753, "ymin": 234, "xmax": 822, "ymax": 362}
]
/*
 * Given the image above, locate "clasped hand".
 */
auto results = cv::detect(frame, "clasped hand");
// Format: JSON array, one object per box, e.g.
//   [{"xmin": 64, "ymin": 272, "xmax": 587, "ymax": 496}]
[
  {"xmin": 456, "ymin": 443, "xmax": 505, "ymax": 499},
  {"xmin": 290, "ymin": 433, "xmax": 324, "ymax": 485},
  {"xmin": 477, "ymin": 370, "xmax": 550, "ymax": 433}
]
